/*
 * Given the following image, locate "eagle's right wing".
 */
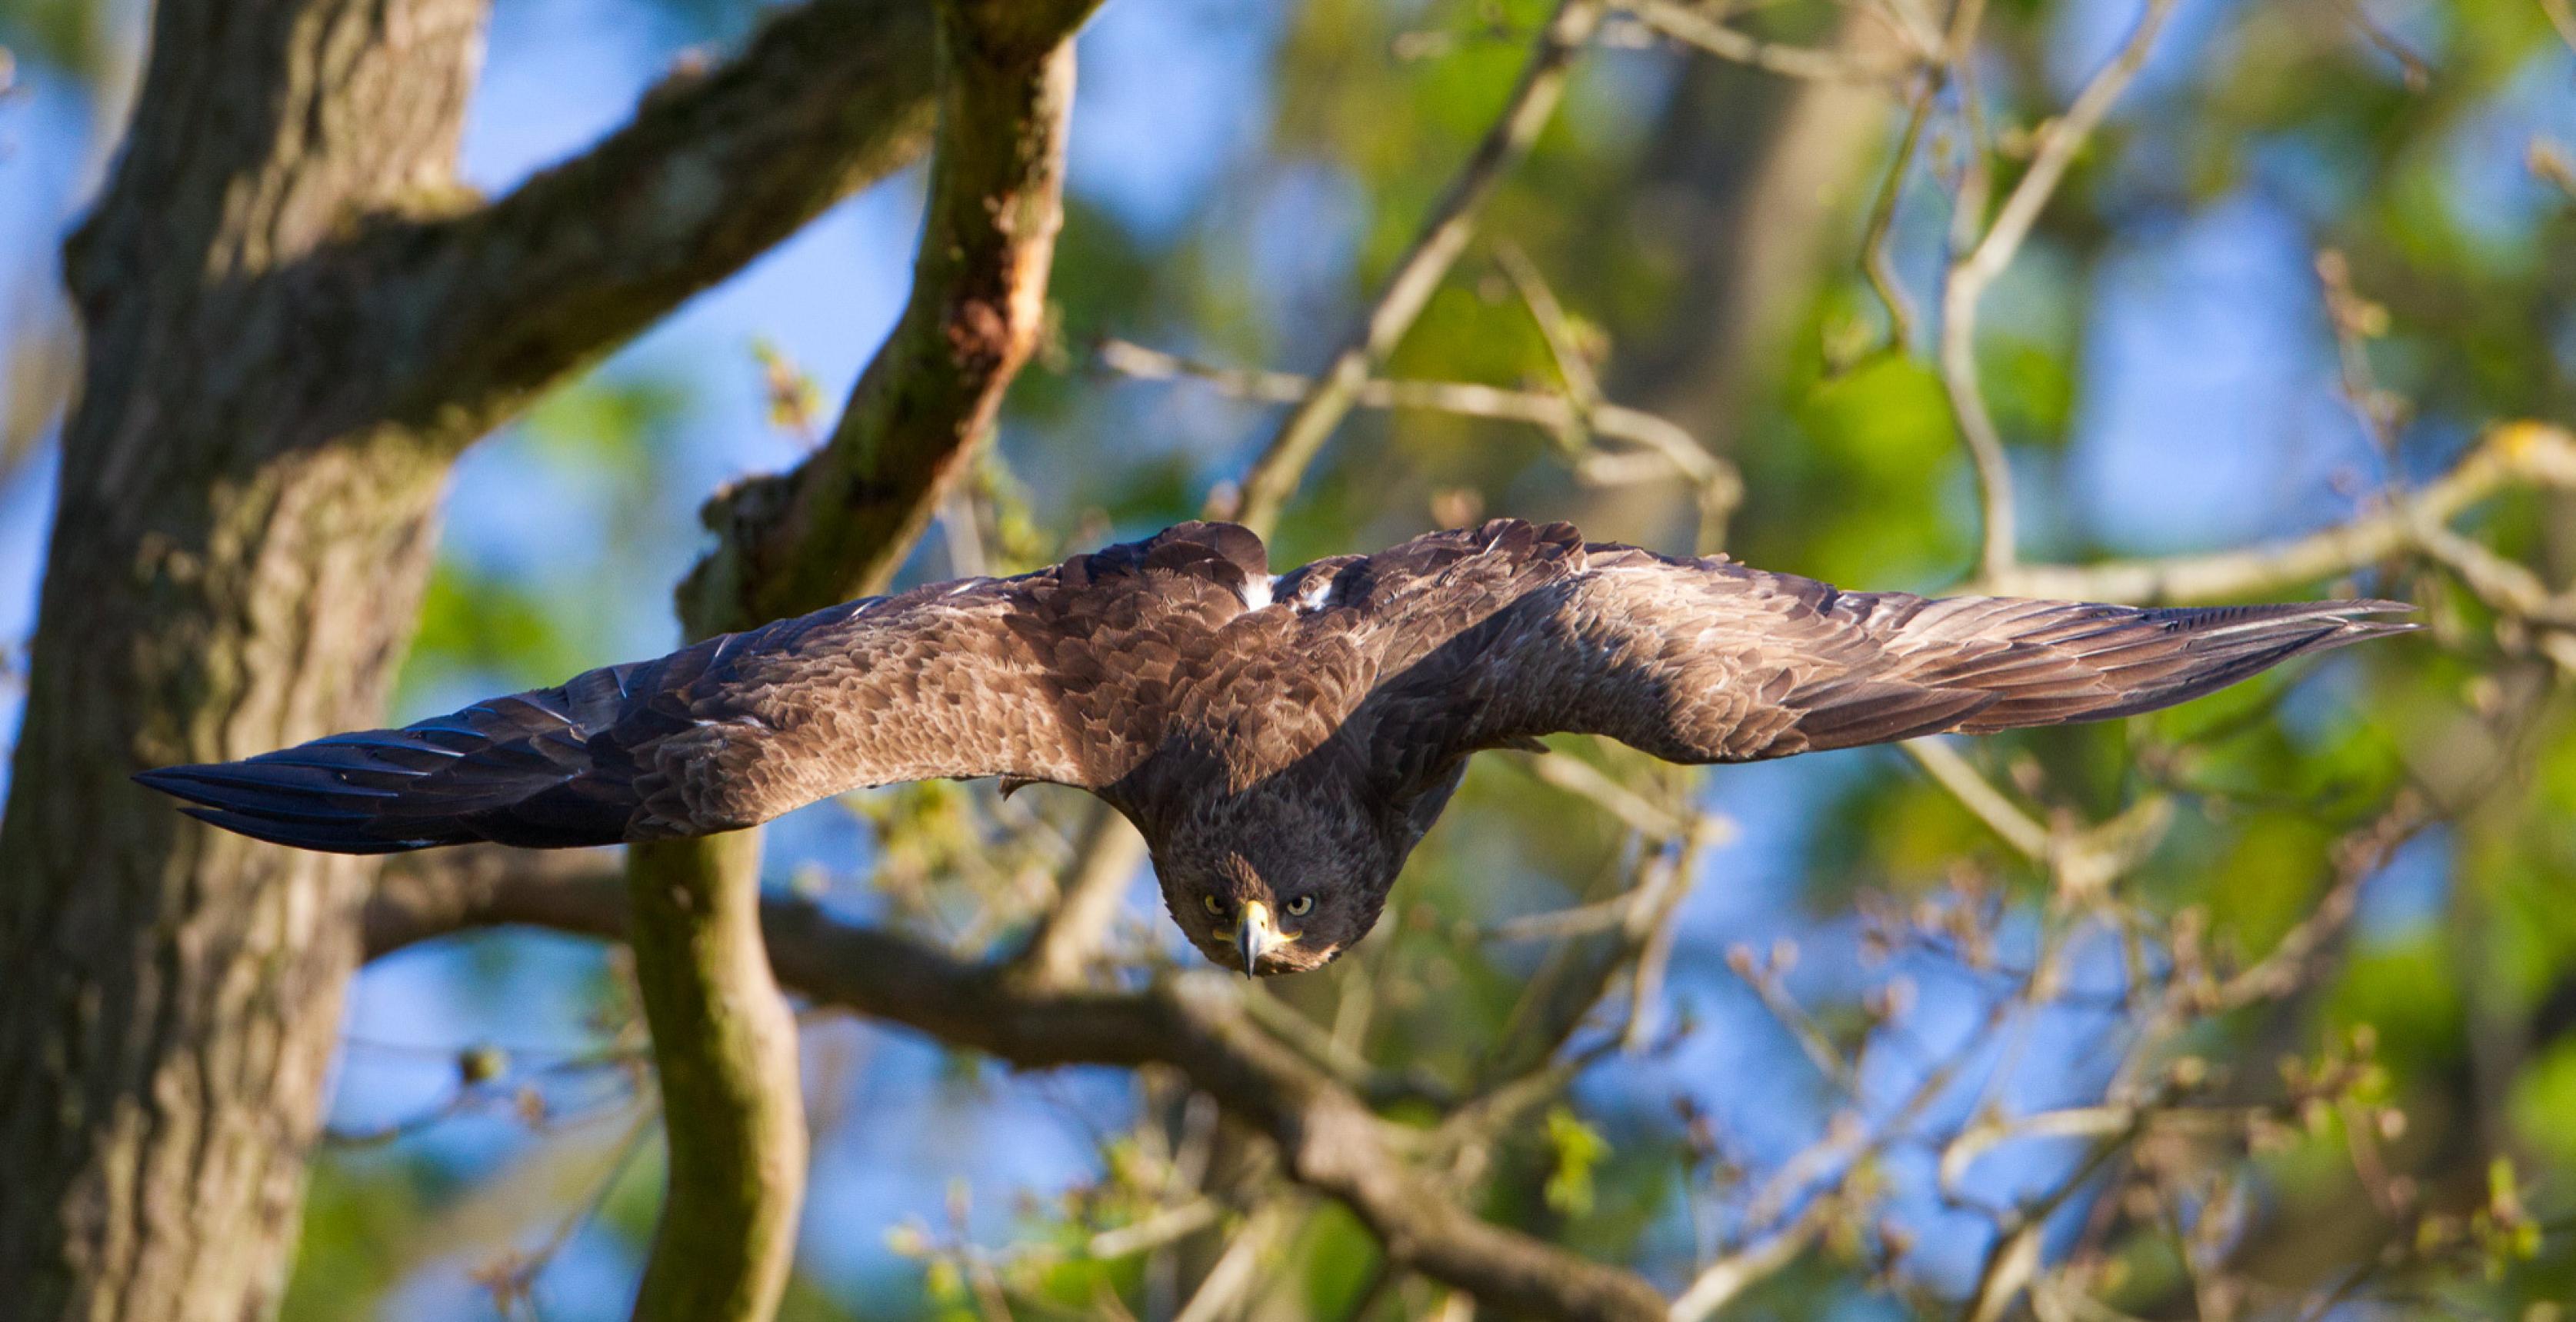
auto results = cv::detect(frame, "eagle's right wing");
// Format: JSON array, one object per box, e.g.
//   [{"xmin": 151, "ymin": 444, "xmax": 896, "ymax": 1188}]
[
  {"xmin": 1336, "ymin": 520, "xmax": 2414, "ymax": 795},
  {"xmin": 136, "ymin": 523, "xmax": 1274, "ymax": 853}
]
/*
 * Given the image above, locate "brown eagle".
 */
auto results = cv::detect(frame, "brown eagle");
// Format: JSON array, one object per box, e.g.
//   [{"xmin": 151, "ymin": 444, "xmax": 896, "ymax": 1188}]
[{"xmin": 138, "ymin": 520, "xmax": 2411, "ymax": 976}]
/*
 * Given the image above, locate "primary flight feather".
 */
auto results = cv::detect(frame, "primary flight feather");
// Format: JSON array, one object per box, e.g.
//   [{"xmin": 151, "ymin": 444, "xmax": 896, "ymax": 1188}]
[{"xmin": 138, "ymin": 519, "xmax": 2413, "ymax": 975}]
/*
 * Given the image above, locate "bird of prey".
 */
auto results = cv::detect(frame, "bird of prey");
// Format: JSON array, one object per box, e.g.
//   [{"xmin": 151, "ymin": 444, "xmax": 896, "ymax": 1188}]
[{"xmin": 140, "ymin": 519, "xmax": 2411, "ymax": 976}]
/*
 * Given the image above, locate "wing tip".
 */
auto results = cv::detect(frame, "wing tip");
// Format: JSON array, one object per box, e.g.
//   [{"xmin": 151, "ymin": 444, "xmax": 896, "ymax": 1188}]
[
  {"xmin": 2312, "ymin": 598, "xmax": 2422, "ymax": 646},
  {"xmin": 133, "ymin": 764, "xmax": 222, "ymax": 807},
  {"xmin": 175, "ymin": 804, "xmax": 435, "ymax": 854}
]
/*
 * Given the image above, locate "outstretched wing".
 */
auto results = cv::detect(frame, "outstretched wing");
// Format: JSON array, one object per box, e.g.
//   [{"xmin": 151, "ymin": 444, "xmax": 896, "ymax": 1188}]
[
  {"xmin": 1333, "ymin": 520, "xmax": 2414, "ymax": 791},
  {"xmin": 137, "ymin": 523, "xmax": 1273, "ymax": 854}
]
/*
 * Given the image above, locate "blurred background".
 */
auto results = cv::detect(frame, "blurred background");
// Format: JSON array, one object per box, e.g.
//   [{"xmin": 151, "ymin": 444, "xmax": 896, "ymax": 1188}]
[{"xmin": 3, "ymin": 0, "xmax": 2574, "ymax": 1316}]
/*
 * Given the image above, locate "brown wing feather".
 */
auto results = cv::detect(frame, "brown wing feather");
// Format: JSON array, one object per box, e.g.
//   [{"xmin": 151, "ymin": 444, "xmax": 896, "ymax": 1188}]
[
  {"xmin": 1340, "ymin": 520, "xmax": 2414, "ymax": 790},
  {"xmin": 137, "ymin": 522, "xmax": 1273, "ymax": 852}
]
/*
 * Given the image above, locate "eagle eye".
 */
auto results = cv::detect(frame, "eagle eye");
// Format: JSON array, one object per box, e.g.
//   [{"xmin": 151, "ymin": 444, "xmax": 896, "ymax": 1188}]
[
  {"xmin": 1201, "ymin": 894, "xmax": 1226, "ymax": 917},
  {"xmin": 1285, "ymin": 895, "xmax": 1314, "ymax": 917}
]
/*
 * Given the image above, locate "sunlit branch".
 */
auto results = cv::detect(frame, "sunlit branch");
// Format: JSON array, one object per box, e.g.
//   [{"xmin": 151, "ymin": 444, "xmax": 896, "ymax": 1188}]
[
  {"xmin": 1087, "ymin": 1197, "xmax": 1221, "ymax": 1260},
  {"xmin": 1667, "ymin": 1193, "xmax": 1841, "ymax": 1322},
  {"xmin": 681, "ymin": 2, "xmax": 1089, "ymax": 634},
  {"xmin": 1858, "ymin": 78, "xmax": 1938, "ymax": 353},
  {"xmin": 1900, "ymin": 738, "xmax": 2050, "ymax": 858},
  {"xmin": 1169, "ymin": 1201, "xmax": 1296, "ymax": 1322},
  {"xmin": 1971, "ymin": 421, "xmax": 2576, "ymax": 603}
]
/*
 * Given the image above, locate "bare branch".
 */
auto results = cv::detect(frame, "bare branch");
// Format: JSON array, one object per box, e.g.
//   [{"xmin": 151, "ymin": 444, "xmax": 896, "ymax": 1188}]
[
  {"xmin": 1087, "ymin": 1197, "xmax": 1221, "ymax": 1260},
  {"xmin": 2201, "ymin": 794, "xmax": 2431, "ymax": 1013},
  {"xmin": 2548, "ymin": 0, "xmax": 2576, "ymax": 55},
  {"xmin": 1170, "ymin": 1201, "xmax": 1295, "ymax": 1322},
  {"xmin": 1228, "ymin": 0, "xmax": 1609, "ymax": 535},
  {"xmin": 1858, "ymin": 78, "xmax": 1938, "ymax": 352},
  {"xmin": 1901, "ymin": 738, "xmax": 2050, "ymax": 859}
]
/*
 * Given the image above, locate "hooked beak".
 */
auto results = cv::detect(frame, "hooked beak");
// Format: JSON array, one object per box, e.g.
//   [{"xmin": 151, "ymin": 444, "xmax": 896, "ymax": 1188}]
[{"xmin": 1235, "ymin": 900, "xmax": 1281, "ymax": 977}]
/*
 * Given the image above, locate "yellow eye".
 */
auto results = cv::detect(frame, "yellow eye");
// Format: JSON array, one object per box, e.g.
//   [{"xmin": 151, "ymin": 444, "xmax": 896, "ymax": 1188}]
[
  {"xmin": 1285, "ymin": 895, "xmax": 1314, "ymax": 917},
  {"xmin": 1201, "ymin": 894, "xmax": 1225, "ymax": 916}
]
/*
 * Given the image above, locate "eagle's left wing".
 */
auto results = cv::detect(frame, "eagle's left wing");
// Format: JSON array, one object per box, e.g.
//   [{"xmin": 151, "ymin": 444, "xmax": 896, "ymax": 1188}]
[
  {"xmin": 1332, "ymin": 521, "xmax": 2413, "ymax": 794},
  {"xmin": 137, "ymin": 523, "xmax": 1273, "ymax": 853}
]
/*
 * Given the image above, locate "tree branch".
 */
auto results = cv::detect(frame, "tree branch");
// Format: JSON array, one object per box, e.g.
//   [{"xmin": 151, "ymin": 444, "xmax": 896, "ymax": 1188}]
[
  {"xmin": 624, "ymin": 832, "xmax": 807, "ymax": 1322},
  {"xmin": 678, "ymin": 0, "xmax": 1088, "ymax": 634},
  {"xmin": 367, "ymin": 0, "xmax": 945, "ymax": 445},
  {"xmin": 362, "ymin": 864, "xmax": 1674, "ymax": 1322}
]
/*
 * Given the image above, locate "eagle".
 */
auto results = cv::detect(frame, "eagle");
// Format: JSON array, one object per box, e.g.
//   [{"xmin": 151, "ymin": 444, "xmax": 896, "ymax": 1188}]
[{"xmin": 138, "ymin": 519, "xmax": 2411, "ymax": 976}]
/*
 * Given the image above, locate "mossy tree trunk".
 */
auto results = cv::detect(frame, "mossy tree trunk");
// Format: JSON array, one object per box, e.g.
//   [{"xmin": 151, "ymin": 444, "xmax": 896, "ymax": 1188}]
[
  {"xmin": 0, "ymin": 5, "xmax": 481, "ymax": 1317},
  {"xmin": 0, "ymin": 0, "xmax": 951, "ymax": 1316}
]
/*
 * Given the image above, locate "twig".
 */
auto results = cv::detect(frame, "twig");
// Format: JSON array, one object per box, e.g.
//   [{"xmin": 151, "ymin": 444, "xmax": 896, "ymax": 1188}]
[
  {"xmin": 1666, "ymin": 1194, "xmax": 1839, "ymax": 1322},
  {"xmin": 1940, "ymin": 0, "xmax": 2178, "ymax": 578},
  {"xmin": 1523, "ymin": 751, "xmax": 1697, "ymax": 840},
  {"xmin": 1901, "ymin": 739, "xmax": 2049, "ymax": 859},
  {"xmin": 1858, "ymin": 78, "xmax": 1938, "ymax": 353},
  {"xmin": 1170, "ymin": 1202, "xmax": 1293, "ymax": 1322},
  {"xmin": 1229, "ymin": 0, "xmax": 1609, "ymax": 535},
  {"xmin": 1088, "ymin": 1198, "xmax": 1222, "ymax": 1260},
  {"xmin": 1625, "ymin": 0, "xmax": 1918, "ymax": 81},
  {"xmin": 2546, "ymin": 0, "xmax": 2576, "ymax": 54},
  {"xmin": 2202, "ymin": 794, "xmax": 2430, "ymax": 1012},
  {"xmin": 1241, "ymin": 985, "xmax": 1458, "ymax": 1109},
  {"xmin": 1107, "ymin": 340, "xmax": 1735, "ymax": 495},
  {"xmin": 1492, "ymin": 240, "xmax": 1604, "ymax": 423},
  {"xmin": 2331, "ymin": 0, "xmax": 2431, "ymax": 90}
]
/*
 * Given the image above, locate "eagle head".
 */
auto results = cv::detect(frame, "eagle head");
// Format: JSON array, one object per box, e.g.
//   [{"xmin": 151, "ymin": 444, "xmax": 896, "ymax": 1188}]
[{"xmin": 1149, "ymin": 788, "xmax": 1397, "ymax": 977}]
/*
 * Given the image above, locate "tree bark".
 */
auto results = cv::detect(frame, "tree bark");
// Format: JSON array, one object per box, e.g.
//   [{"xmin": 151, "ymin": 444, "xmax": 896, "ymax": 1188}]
[
  {"xmin": 0, "ymin": 2, "xmax": 951, "ymax": 1317},
  {"xmin": 0, "ymin": 6, "xmax": 482, "ymax": 1317}
]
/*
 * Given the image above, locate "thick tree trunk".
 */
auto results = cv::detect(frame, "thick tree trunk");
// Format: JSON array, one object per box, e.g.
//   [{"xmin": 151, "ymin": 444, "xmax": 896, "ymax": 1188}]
[
  {"xmin": 0, "ymin": 0, "xmax": 958, "ymax": 1313},
  {"xmin": 0, "ymin": 2, "xmax": 482, "ymax": 1317}
]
